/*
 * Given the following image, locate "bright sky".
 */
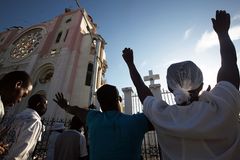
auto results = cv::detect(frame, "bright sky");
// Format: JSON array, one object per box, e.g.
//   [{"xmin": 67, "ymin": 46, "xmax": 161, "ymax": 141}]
[{"xmin": 1, "ymin": 0, "xmax": 240, "ymax": 94}]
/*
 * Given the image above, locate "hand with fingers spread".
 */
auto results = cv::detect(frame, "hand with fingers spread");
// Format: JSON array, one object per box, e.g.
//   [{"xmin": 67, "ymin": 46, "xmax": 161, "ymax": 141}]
[
  {"xmin": 53, "ymin": 92, "xmax": 88, "ymax": 123},
  {"xmin": 122, "ymin": 48, "xmax": 134, "ymax": 65},
  {"xmin": 53, "ymin": 92, "xmax": 69, "ymax": 110},
  {"xmin": 211, "ymin": 10, "xmax": 230, "ymax": 34}
]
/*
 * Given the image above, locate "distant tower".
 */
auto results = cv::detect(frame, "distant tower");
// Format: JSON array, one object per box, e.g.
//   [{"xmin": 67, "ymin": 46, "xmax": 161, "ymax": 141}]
[{"xmin": 0, "ymin": 8, "xmax": 107, "ymax": 119}]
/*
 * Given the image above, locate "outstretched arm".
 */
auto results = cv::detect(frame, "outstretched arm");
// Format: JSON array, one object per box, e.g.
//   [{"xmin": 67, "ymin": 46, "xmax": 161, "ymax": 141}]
[
  {"xmin": 53, "ymin": 92, "xmax": 88, "ymax": 124},
  {"xmin": 122, "ymin": 48, "xmax": 153, "ymax": 104},
  {"xmin": 212, "ymin": 10, "xmax": 239, "ymax": 89}
]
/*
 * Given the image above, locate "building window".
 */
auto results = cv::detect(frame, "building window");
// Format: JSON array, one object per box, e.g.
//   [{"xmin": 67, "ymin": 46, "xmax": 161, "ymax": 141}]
[
  {"xmin": 64, "ymin": 29, "xmax": 69, "ymax": 42},
  {"xmin": 39, "ymin": 69, "xmax": 54, "ymax": 84},
  {"xmin": 55, "ymin": 32, "xmax": 62, "ymax": 43},
  {"xmin": 0, "ymin": 37, "xmax": 4, "ymax": 42},
  {"xmin": 66, "ymin": 18, "xmax": 71, "ymax": 23},
  {"xmin": 50, "ymin": 49, "xmax": 60, "ymax": 56},
  {"xmin": 10, "ymin": 28, "xmax": 43, "ymax": 60},
  {"xmin": 85, "ymin": 63, "xmax": 93, "ymax": 86}
]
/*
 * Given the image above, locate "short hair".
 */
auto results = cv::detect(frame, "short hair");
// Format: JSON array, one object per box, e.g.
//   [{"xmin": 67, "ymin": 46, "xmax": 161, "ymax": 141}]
[
  {"xmin": 0, "ymin": 71, "xmax": 32, "ymax": 88},
  {"xmin": 96, "ymin": 84, "xmax": 119, "ymax": 105},
  {"xmin": 70, "ymin": 116, "xmax": 84, "ymax": 129},
  {"xmin": 28, "ymin": 94, "xmax": 47, "ymax": 107}
]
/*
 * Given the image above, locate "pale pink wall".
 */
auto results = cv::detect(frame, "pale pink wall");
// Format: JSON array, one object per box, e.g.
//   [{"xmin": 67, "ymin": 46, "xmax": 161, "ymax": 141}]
[
  {"xmin": 39, "ymin": 16, "xmax": 64, "ymax": 56},
  {"xmin": 65, "ymin": 10, "xmax": 83, "ymax": 52},
  {"xmin": 65, "ymin": 10, "xmax": 84, "ymax": 95}
]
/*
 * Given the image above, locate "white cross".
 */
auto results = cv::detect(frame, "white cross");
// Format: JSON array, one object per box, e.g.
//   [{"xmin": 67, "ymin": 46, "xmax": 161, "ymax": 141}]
[{"xmin": 143, "ymin": 70, "xmax": 160, "ymax": 85}]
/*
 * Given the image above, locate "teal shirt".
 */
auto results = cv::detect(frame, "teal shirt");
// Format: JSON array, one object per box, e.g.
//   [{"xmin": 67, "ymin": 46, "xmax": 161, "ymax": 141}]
[{"xmin": 87, "ymin": 110, "xmax": 149, "ymax": 160}]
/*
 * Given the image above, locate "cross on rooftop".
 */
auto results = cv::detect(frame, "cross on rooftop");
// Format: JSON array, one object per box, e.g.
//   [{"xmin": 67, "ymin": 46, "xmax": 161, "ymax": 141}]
[{"xmin": 143, "ymin": 70, "xmax": 160, "ymax": 85}]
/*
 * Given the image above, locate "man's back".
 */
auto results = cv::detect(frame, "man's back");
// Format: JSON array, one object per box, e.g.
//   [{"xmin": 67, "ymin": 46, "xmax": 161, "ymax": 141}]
[
  {"xmin": 87, "ymin": 110, "xmax": 149, "ymax": 160},
  {"xmin": 143, "ymin": 81, "xmax": 240, "ymax": 159},
  {"xmin": 54, "ymin": 130, "xmax": 87, "ymax": 160}
]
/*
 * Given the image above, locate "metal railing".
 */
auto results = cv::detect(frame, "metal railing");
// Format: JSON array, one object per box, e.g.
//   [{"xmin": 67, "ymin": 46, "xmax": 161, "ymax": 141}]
[{"xmin": 32, "ymin": 119, "xmax": 162, "ymax": 160}]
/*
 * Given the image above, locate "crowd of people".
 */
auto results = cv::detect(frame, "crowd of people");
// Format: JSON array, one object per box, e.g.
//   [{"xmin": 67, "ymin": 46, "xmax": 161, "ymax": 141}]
[{"xmin": 0, "ymin": 10, "xmax": 239, "ymax": 160}]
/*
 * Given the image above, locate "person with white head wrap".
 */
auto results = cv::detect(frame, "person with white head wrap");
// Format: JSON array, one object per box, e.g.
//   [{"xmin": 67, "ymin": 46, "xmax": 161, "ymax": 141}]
[
  {"xmin": 166, "ymin": 61, "xmax": 203, "ymax": 105},
  {"xmin": 123, "ymin": 10, "xmax": 240, "ymax": 160}
]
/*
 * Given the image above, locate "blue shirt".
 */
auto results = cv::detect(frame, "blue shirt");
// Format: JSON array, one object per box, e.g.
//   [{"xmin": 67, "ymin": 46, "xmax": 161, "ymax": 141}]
[{"xmin": 87, "ymin": 110, "xmax": 149, "ymax": 160}]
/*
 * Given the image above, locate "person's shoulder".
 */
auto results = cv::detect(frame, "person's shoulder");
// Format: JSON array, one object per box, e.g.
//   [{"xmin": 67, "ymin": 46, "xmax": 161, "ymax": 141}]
[
  {"xmin": 68, "ymin": 129, "xmax": 81, "ymax": 134},
  {"xmin": 62, "ymin": 129, "xmax": 81, "ymax": 136},
  {"xmin": 143, "ymin": 95, "xmax": 166, "ymax": 106},
  {"xmin": 127, "ymin": 113, "xmax": 150, "ymax": 130},
  {"xmin": 129, "ymin": 112, "xmax": 148, "ymax": 121},
  {"xmin": 143, "ymin": 96, "xmax": 169, "ymax": 111},
  {"xmin": 86, "ymin": 109, "xmax": 102, "ymax": 124},
  {"xmin": 16, "ymin": 108, "xmax": 38, "ymax": 117},
  {"xmin": 121, "ymin": 112, "xmax": 144, "ymax": 116},
  {"xmin": 132, "ymin": 112, "xmax": 145, "ymax": 116},
  {"xmin": 87, "ymin": 109, "xmax": 101, "ymax": 117},
  {"xmin": 215, "ymin": 81, "xmax": 239, "ymax": 91},
  {"xmin": 209, "ymin": 81, "xmax": 240, "ymax": 98},
  {"xmin": 143, "ymin": 95, "xmax": 155, "ymax": 103}
]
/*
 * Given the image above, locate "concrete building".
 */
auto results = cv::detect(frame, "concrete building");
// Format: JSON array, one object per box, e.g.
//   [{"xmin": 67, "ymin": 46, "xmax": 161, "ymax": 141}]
[{"xmin": 0, "ymin": 8, "xmax": 107, "ymax": 119}]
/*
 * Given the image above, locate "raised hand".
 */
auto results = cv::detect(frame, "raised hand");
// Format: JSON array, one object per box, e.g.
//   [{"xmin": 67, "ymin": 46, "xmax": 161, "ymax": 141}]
[
  {"xmin": 211, "ymin": 10, "xmax": 230, "ymax": 34},
  {"xmin": 122, "ymin": 48, "xmax": 134, "ymax": 65},
  {"xmin": 213, "ymin": 10, "xmax": 239, "ymax": 89},
  {"xmin": 122, "ymin": 47, "xmax": 153, "ymax": 103},
  {"xmin": 53, "ymin": 92, "xmax": 69, "ymax": 110},
  {"xmin": 53, "ymin": 92, "xmax": 88, "ymax": 123}
]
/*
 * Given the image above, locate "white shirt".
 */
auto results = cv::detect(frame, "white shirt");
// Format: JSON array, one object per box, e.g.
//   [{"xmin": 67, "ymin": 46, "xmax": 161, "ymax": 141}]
[
  {"xmin": 46, "ymin": 131, "xmax": 62, "ymax": 160},
  {"xmin": 54, "ymin": 129, "xmax": 88, "ymax": 160},
  {"xmin": 143, "ymin": 81, "xmax": 240, "ymax": 160},
  {"xmin": 3, "ymin": 108, "xmax": 43, "ymax": 160}
]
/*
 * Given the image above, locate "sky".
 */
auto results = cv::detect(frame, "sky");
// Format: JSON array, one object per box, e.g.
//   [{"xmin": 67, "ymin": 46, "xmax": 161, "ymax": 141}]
[{"xmin": 1, "ymin": 0, "xmax": 240, "ymax": 94}]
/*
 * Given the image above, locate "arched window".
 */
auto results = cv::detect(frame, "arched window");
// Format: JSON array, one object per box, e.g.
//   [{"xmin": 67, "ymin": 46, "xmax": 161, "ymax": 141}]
[
  {"xmin": 85, "ymin": 63, "xmax": 93, "ymax": 86},
  {"xmin": 55, "ymin": 32, "xmax": 62, "ymax": 43},
  {"xmin": 66, "ymin": 18, "xmax": 71, "ymax": 23},
  {"xmin": 0, "ymin": 36, "xmax": 5, "ymax": 43}
]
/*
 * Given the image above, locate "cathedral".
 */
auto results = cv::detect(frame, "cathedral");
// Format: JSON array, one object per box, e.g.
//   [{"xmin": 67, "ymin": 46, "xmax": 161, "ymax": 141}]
[{"xmin": 0, "ymin": 8, "xmax": 107, "ymax": 119}]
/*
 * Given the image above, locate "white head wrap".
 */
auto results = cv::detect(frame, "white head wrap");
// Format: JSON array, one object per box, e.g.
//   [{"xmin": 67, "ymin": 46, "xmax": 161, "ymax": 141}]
[{"xmin": 166, "ymin": 61, "xmax": 203, "ymax": 105}]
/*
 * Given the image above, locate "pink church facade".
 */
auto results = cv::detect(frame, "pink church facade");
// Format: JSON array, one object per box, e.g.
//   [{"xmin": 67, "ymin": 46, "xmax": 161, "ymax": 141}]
[{"xmin": 0, "ymin": 8, "xmax": 107, "ymax": 119}]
